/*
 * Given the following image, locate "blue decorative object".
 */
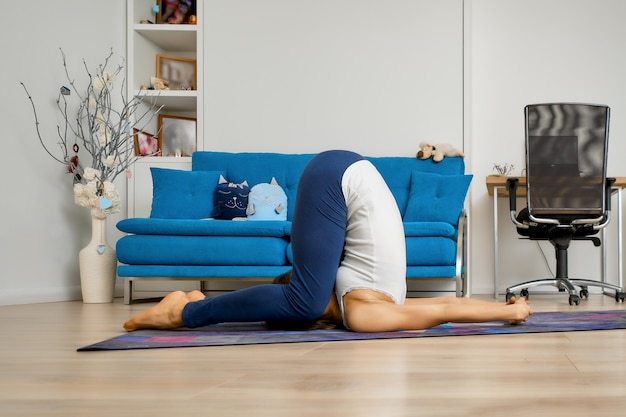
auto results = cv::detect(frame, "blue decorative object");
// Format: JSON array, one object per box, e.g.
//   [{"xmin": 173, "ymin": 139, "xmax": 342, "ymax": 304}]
[
  {"xmin": 99, "ymin": 196, "xmax": 113, "ymax": 210},
  {"xmin": 246, "ymin": 178, "xmax": 287, "ymax": 221},
  {"xmin": 212, "ymin": 175, "xmax": 250, "ymax": 220}
]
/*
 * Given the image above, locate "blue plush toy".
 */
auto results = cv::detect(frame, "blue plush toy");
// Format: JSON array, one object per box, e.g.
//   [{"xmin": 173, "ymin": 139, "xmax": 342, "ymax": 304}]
[
  {"xmin": 246, "ymin": 178, "xmax": 287, "ymax": 221},
  {"xmin": 212, "ymin": 175, "xmax": 250, "ymax": 220}
]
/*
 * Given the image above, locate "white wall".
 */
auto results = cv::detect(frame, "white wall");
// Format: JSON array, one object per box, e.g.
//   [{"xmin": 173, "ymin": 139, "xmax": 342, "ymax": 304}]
[
  {"xmin": 2, "ymin": 0, "xmax": 625, "ymax": 306},
  {"xmin": 203, "ymin": 0, "xmax": 464, "ymax": 156},
  {"xmin": 1, "ymin": 1, "xmax": 126, "ymax": 305},
  {"xmin": 467, "ymin": 0, "xmax": 626, "ymax": 295}
]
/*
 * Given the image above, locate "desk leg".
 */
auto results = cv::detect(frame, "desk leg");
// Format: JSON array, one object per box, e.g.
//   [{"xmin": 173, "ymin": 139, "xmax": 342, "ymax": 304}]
[
  {"xmin": 616, "ymin": 187, "xmax": 623, "ymax": 292},
  {"xmin": 616, "ymin": 187, "xmax": 624, "ymax": 291},
  {"xmin": 601, "ymin": 226, "xmax": 607, "ymax": 284},
  {"xmin": 603, "ymin": 186, "xmax": 623, "ymax": 295},
  {"xmin": 493, "ymin": 187, "xmax": 501, "ymax": 299}
]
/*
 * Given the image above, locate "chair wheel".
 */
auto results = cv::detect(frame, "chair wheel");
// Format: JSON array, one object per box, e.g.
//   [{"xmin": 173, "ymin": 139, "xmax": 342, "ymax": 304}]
[
  {"xmin": 580, "ymin": 289, "xmax": 589, "ymax": 299},
  {"xmin": 616, "ymin": 292, "xmax": 626, "ymax": 302},
  {"xmin": 569, "ymin": 294, "xmax": 580, "ymax": 305},
  {"xmin": 505, "ymin": 292, "xmax": 515, "ymax": 302},
  {"xmin": 520, "ymin": 288, "xmax": 529, "ymax": 298}
]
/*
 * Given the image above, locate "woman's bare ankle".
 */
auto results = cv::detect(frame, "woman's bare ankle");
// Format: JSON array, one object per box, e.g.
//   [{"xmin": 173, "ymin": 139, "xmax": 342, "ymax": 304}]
[{"xmin": 123, "ymin": 291, "xmax": 189, "ymax": 331}]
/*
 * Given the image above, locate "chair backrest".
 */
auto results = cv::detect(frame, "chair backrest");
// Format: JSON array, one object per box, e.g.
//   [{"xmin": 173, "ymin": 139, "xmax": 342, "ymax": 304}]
[{"xmin": 525, "ymin": 103, "xmax": 610, "ymax": 218}]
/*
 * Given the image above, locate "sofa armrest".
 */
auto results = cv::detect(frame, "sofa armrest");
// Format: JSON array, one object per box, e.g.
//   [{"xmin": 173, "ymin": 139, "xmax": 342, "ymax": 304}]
[{"xmin": 455, "ymin": 209, "xmax": 469, "ymax": 297}]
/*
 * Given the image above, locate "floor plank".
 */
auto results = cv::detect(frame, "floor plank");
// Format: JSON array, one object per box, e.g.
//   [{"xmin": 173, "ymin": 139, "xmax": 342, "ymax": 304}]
[{"xmin": 0, "ymin": 294, "xmax": 624, "ymax": 417}]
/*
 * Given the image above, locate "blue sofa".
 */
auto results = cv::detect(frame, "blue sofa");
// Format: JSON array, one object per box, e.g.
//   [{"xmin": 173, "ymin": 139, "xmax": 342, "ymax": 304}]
[{"xmin": 116, "ymin": 151, "xmax": 472, "ymax": 304}]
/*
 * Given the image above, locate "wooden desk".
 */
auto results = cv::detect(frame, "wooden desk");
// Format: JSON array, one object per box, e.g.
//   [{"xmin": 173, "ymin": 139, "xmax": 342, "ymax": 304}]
[
  {"xmin": 486, "ymin": 176, "xmax": 625, "ymax": 298},
  {"xmin": 486, "ymin": 175, "xmax": 626, "ymax": 196}
]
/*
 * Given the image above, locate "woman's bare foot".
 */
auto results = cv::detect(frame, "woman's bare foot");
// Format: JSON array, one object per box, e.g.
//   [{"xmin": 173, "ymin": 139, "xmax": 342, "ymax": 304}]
[
  {"xmin": 186, "ymin": 290, "xmax": 206, "ymax": 302},
  {"xmin": 123, "ymin": 291, "xmax": 189, "ymax": 331},
  {"xmin": 506, "ymin": 296, "xmax": 532, "ymax": 324}
]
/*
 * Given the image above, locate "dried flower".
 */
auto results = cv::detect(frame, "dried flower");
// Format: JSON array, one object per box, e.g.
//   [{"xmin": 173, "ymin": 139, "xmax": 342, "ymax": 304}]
[
  {"xmin": 103, "ymin": 155, "xmax": 118, "ymax": 168},
  {"xmin": 493, "ymin": 163, "xmax": 515, "ymax": 176}
]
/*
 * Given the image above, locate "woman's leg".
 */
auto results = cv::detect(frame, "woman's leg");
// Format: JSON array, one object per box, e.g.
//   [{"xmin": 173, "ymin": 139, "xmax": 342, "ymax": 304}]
[
  {"xmin": 346, "ymin": 296, "xmax": 532, "ymax": 332},
  {"xmin": 124, "ymin": 150, "xmax": 363, "ymax": 330}
]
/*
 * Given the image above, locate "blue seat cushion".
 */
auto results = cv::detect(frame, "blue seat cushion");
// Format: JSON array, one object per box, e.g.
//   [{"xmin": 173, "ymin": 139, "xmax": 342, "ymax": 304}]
[
  {"xmin": 117, "ymin": 235, "xmax": 289, "ymax": 266},
  {"xmin": 117, "ymin": 265, "xmax": 292, "ymax": 278},
  {"xmin": 406, "ymin": 266, "xmax": 458, "ymax": 278},
  {"xmin": 403, "ymin": 221, "xmax": 456, "ymax": 238},
  {"xmin": 117, "ymin": 218, "xmax": 290, "ymax": 237},
  {"xmin": 405, "ymin": 236, "xmax": 457, "ymax": 266}
]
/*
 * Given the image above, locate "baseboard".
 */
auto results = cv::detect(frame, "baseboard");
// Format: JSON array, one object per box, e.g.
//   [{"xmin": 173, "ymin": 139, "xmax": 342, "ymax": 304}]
[
  {"xmin": 0, "ymin": 281, "xmax": 126, "ymax": 307},
  {"xmin": 0, "ymin": 286, "xmax": 83, "ymax": 306}
]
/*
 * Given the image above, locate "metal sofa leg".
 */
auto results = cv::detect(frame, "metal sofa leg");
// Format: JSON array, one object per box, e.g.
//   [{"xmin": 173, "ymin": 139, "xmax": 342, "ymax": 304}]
[{"xmin": 124, "ymin": 278, "xmax": 133, "ymax": 305}]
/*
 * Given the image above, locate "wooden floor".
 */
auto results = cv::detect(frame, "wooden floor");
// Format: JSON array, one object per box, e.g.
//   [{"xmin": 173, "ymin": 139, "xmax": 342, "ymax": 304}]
[{"xmin": 1, "ymin": 293, "xmax": 625, "ymax": 417}]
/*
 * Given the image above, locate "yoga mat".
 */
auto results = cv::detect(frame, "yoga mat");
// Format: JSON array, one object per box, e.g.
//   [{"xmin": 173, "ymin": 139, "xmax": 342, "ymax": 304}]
[{"xmin": 78, "ymin": 310, "xmax": 626, "ymax": 351}]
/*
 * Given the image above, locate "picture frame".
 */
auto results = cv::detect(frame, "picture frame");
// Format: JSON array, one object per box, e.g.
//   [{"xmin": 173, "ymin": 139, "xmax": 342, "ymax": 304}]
[
  {"xmin": 156, "ymin": 0, "xmax": 197, "ymax": 24},
  {"xmin": 133, "ymin": 129, "xmax": 161, "ymax": 157},
  {"xmin": 158, "ymin": 114, "xmax": 197, "ymax": 157},
  {"xmin": 156, "ymin": 54, "xmax": 197, "ymax": 90}
]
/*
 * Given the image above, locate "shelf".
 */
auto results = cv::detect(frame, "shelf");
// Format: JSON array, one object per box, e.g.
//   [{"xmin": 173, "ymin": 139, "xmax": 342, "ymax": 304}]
[
  {"xmin": 133, "ymin": 24, "xmax": 197, "ymax": 51},
  {"xmin": 134, "ymin": 156, "xmax": 192, "ymax": 164},
  {"xmin": 134, "ymin": 90, "xmax": 198, "ymax": 112},
  {"xmin": 127, "ymin": 0, "xmax": 202, "ymax": 219}
]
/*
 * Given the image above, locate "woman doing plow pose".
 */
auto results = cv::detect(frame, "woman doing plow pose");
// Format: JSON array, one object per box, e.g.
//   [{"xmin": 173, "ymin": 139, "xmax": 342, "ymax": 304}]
[{"xmin": 124, "ymin": 150, "xmax": 531, "ymax": 332}]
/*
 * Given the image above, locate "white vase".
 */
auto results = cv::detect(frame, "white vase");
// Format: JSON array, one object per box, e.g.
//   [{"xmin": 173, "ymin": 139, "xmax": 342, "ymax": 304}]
[{"xmin": 79, "ymin": 214, "xmax": 117, "ymax": 303}]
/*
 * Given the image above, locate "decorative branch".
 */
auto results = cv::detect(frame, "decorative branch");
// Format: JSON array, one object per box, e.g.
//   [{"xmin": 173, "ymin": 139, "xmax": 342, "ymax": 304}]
[
  {"xmin": 492, "ymin": 163, "xmax": 515, "ymax": 176},
  {"xmin": 21, "ymin": 48, "xmax": 163, "ymax": 218}
]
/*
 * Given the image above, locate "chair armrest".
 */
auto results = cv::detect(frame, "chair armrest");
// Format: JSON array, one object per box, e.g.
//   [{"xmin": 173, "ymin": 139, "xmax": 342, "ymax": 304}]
[
  {"xmin": 506, "ymin": 178, "xmax": 519, "ymax": 212},
  {"xmin": 577, "ymin": 177, "xmax": 617, "ymax": 230},
  {"xmin": 606, "ymin": 177, "xmax": 616, "ymax": 211},
  {"xmin": 506, "ymin": 178, "xmax": 529, "ymax": 229}
]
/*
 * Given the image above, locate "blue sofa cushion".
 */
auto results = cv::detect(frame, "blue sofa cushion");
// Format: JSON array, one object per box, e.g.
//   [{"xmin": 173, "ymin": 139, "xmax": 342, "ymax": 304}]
[
  {"xmin": 116, "ymin": 235, "xmax": 289, "ymax": 266},
  {"xmin": 150, "ymin": 168, "xmax": 223, "ymax": 219},
  {"xmin": 367, "ymin": 156, "xmax": 466, "ymax": 217},
  {"xmin": 404, "ymin": 171, "xmax": 472, "ymax": 224},
  {"xmin": 406, "ymin": 265, "xmax": 458, "ymax": 279},
  {"xmin": 117, "ymin": 265, "xmax": 292, "ymax": 278},
  {"xmin": 405, "ymin": 236, "xmax": 457, "ymax": 266},
  {"xmin": 117, "ymin": 218, "xmax": 290, "ymax": 237},
  {"xmin": 288, "ymin": 234, "xmax": 457, "ymax": 268},
  {"xmin": 403, "ymin": 221, "xmax": 456, "ymax": 238}
]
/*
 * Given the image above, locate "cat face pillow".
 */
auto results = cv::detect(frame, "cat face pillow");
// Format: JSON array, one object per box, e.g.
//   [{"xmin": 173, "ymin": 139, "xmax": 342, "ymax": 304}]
[
  {"xmin": 212, "ymin": 175, "xmax": 250, "ymax": 220},
  {"xmin": 246, "ymin": 178, "xmax": 287, "ymax": 221}
]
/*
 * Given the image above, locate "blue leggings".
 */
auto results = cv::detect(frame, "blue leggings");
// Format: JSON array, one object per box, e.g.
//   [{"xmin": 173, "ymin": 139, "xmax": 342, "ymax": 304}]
[{"xmin": 181, "ymin": 150, "xmax": 364, "ymax": 327}]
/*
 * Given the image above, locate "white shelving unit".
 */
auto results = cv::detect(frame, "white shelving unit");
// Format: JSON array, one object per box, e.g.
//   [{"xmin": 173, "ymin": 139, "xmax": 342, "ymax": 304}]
[{"xmin": 126, "ymin": 0, "xmax": 204, "ymax": 218}]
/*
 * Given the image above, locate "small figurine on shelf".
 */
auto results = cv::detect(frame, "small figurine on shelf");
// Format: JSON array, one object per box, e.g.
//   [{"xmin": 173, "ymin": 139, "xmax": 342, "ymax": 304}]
[{"xmin": 150, "ymin": 76, "xmax": 170, "ymax": 90}]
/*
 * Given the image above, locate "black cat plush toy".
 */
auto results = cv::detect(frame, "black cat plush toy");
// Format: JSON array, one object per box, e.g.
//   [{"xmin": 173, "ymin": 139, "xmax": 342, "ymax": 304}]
[{"xmin": 212, "ymin": 175, "xmax": 250, "ymax": 220}]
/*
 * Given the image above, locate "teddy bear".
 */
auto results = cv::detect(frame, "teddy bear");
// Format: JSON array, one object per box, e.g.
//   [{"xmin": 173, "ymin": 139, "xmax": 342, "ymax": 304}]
[{"xmin": 416, "ymin": 142, "xmax": 465, "ymax": 162}]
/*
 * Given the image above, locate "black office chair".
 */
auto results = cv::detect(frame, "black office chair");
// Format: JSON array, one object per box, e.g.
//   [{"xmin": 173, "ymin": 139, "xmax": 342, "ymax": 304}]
[{"xmin": 505, "ymin": 103, "xmax": 626, "ymax": 305}]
